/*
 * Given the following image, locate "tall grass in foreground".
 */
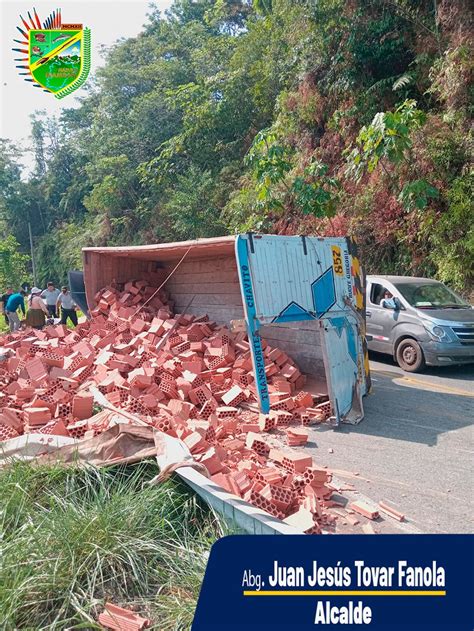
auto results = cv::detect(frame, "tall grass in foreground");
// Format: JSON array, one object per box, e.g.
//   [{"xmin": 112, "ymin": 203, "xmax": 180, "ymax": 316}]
[{"xmin": 0, "ymin": 460, "xmax": 227, "ymax": 630}]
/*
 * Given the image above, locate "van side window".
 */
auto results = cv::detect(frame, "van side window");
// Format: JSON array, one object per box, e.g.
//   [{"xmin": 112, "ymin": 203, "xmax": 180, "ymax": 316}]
[{"xmin": 370, "ymin": 283, "xmax": 386, "ymax": 305}]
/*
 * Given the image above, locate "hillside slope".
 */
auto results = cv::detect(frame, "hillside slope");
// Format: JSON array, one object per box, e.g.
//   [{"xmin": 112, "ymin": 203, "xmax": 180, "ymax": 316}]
[{"xmin": 0, "ymin": 0, "xmax": 472, "ymax": 291}]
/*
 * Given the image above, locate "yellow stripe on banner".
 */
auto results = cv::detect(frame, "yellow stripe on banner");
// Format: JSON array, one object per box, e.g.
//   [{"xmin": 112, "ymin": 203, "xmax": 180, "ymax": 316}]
[
  {"xmin": 30, "ymin": 32, "xmax": 82, "ymax": 72},
  {"xmin": 243, "ymin": 590, "xmax": 446, "ymax": 597}
]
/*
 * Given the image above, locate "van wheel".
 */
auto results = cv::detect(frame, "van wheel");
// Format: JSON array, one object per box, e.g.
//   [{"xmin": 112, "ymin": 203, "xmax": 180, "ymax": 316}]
[{"xmin": 396, "ymin": 339, "xmax": 426, "ymax": 372}]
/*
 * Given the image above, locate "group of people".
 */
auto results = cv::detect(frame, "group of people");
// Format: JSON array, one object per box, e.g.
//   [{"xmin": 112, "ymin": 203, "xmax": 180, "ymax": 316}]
[{"xmin": 1, "ymin": 282, "xmax": 78, "ymax": 332}]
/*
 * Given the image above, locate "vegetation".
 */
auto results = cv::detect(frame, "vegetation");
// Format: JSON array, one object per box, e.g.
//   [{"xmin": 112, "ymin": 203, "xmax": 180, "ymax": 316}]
[
  {"xmin": 0, "ymin": 0, "xmax": 472, "ymax": 291},
  {"xmin": 0, "ymin": 236, "xmax": 30, "ymax": 291},
  {"xmin": 0, "ymin": 460, "xmax": 227, "ymax": 629}
]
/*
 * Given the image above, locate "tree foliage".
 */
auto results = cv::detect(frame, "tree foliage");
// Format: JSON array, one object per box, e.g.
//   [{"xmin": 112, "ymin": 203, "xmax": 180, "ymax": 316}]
[
  {"xmin": 346, "ymin": 100, "xmax": 426, "ymax": 179},
  {"xmin": 0, "ymin": 236, "xmax": 30, "ymax": 291},
  {"xmin": 0, "ymin": 0, "xmax": 472, "ymax": 292},
  {"xmin": 245, "ymin": 128, "xmax": 340, "ymax": 218}
]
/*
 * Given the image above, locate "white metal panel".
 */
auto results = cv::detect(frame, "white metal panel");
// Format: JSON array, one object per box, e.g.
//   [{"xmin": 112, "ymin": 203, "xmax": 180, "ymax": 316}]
[
  {"xmin": 320, "ymin": 315, "xmax": 364, "ymax": 422},
  {"xmin": 245, "ymin": 234, "xmax": 354, "ymax": 322},
  {"xmin": 236, "ymin": 234, "xmax": 368, "ymax": 423}
]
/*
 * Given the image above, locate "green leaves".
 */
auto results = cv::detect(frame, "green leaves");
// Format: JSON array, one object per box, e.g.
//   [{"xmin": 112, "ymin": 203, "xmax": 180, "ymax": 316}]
[
  {"xmin": 0, "ymin": 0, "xmax": 471, "ymax": 293},
  {"xmin": 398, "ymin": 179, "xmax": 439, "ymax": 211},
  {"xmin": 292, "ymin": 161, "xmax": 340, "ymax": 217},
  {"xmin": 346, "ymin": 100, "xmax": 426, "ymax": 180},
  {"xmin": 346, "ymin": 100, "xmax": 439, "ymax": 226},
  {"xmin": 392, "ymin": 73, "xmax": 412, "ymax": 91},
  {"xmin": 245, "ymin": 129, "xmax": 293, "ymax": 184},
  {"xmin": 292, "ymin": 176, "xmax": 336, "ymax": 216},
  {"xmin": 245, "ymin": 128, "xmax": 339, "ymax": 218},
  {"xmin": 0, "ymin": 236, "xmax": 30, "ymax": 291}
]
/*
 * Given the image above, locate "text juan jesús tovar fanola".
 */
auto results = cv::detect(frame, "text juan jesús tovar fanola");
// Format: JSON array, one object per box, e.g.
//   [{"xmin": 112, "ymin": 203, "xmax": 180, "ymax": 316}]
[{"xmin": 241, "ymin": 560, "xmax": 446, "ymax": 625}]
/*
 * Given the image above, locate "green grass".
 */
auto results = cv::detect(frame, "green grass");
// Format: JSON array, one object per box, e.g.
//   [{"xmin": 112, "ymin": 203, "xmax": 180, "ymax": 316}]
[{"xmin": 0, "ymin": 460, "xmax": 227, "ymax": 630}]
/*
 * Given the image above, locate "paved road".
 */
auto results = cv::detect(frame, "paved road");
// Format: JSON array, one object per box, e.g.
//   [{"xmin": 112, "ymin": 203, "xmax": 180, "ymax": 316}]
[{"xmin": 307, "ymin": 354, "xmax": 474, "ymax": 533}]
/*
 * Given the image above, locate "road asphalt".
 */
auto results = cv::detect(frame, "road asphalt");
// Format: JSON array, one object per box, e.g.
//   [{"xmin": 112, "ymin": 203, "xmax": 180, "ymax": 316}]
[{"xmin": 307, "ymin": 353, "xmax": 474, "ymax": 534}]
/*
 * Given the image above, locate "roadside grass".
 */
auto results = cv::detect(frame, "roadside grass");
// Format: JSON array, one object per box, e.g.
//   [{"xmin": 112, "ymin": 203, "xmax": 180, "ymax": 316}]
[
  {"xmin": 0, "ymin": 460, "xmax": 228, "ymax": 630},
  {"xmin": 0, "ymin": 316, "xmax": 8, "ymax": 333}
]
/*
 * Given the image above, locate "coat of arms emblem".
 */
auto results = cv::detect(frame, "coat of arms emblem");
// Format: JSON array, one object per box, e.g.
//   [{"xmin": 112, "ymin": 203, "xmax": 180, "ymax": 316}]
[{"xmin": 13, "ymin": 8, "xmax": 91, "ymax": 98}]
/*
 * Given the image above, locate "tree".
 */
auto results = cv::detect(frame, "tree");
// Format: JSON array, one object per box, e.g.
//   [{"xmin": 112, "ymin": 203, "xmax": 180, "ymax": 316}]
[
  {"xmin": 0, "ymin": 0, "xmax": 471, "ymax": 291},
  {"xmin": 0, "ymin": 236, "xmax": 30, "ymax": 291},
  {"xmin": 346, "ymin": 100, "xmax": 439, "ymax": 211},
  {"xmin": 245, "ymin": 128, "xmax": 340, "ymax": 219},
  {"xmin": 346, "ymin": 100, "xmax": 426, "ymax": 180}
]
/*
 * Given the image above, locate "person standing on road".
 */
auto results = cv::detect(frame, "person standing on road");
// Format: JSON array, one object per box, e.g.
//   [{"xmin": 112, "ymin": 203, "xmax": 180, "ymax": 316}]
[
  {"xmin": 5, "ymin": 290, "xmax": 26, "ymax": 332},
  {"xmin": 1, "ymin": 287, "xmax": 13, "ymax": 326},
  {"xmin": 25, "ymin": 287, "xmax": 49, "ymax": 329},
  {"xmin": 57, "ymin": 286, "xmax": 78, "ymax": 327},
  {"xmin": 41, "ymin": 282, "xmax": 61, "ymax": 318}
]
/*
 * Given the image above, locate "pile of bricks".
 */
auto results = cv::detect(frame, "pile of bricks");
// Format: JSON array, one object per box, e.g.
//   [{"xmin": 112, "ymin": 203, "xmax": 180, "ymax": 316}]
[{"xmin": 0, "ymin": 279, "xmax": 336, "ymax": 533}]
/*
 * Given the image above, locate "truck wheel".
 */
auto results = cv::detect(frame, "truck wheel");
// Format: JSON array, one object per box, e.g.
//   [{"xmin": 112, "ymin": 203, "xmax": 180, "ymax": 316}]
[{"xmin": 396, "ymin": 339, "xmax": 426, "ymax": 372}]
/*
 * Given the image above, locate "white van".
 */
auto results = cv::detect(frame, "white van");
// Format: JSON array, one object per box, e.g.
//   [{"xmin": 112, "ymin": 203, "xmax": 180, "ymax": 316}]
[{"xmin": 366, "ymin": 275, "xmax": 474, "ymax": 371}]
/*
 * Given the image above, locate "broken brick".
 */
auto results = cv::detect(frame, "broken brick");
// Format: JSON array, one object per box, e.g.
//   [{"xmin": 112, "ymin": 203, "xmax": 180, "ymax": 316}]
[
  {"xmin": 350, "ymin": 500, "xmax": 379, "ymax": 520},
  {"xmin": 98, "ymin": 602, "xmax": 150, "ymax": 631}
]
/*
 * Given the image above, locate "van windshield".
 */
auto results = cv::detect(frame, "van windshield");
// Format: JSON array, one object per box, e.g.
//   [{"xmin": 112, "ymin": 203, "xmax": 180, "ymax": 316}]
[{"xmin": 394, "ymin": 282, "xmax": 470, "ymax": 309}]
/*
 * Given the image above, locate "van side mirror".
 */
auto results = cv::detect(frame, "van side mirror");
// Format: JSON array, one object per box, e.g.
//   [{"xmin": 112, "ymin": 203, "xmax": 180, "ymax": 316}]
[{"xmin": 393, "ymin": 297, "xmax": 402, "ymax": 310}]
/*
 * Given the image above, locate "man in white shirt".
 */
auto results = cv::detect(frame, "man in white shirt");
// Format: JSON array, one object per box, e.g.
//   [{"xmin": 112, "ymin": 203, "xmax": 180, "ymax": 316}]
[
  {"xmin": 57, "ymin": 286, "xmax": 78, "ymax": 327},
  {"xmin": 41, "ymin": 282, "xmax": 61, "ymax": 318}
]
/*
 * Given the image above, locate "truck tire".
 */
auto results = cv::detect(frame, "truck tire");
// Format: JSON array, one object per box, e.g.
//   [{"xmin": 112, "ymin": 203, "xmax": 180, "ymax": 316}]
[{"xmin": 396, "ymin": 338, "xmax": 426, "ymax": 372}]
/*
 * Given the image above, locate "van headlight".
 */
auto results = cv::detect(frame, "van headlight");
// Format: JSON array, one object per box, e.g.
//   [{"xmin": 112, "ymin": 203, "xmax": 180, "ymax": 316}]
[{"xmin": 423, "ymin": 322, "xmax": 451, "ymax": 342}]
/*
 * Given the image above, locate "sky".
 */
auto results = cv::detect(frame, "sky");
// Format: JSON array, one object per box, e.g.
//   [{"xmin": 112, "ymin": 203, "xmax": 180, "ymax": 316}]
[{"xmin": 0, "ymin": 0, "xmax": 173, "ymax": 170}]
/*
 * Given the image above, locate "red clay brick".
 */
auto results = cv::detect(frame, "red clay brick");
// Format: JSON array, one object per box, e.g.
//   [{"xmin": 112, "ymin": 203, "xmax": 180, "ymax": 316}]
[
  {"xmin": 0, "ymin": 276, "xmax": 347, "ymax": 532},
  {"xmin": 183, "ymin": 431, "xmax": 209, "ymax": 454},
  {"xmin": 211, "ymin": 472, "xmax": 233, "ymax": 493},
  {"xmin": 0, "ymin": 424, "xmax": 19, "ymax": 441},
  {"xmin": 98, "ymin": 602, "xmax": 150, "ymax": 631},
  {"xmin": 285, "ymin": 427, "xmax": 309, "ymax": 447},
  {"xmin": 281, "ymin": 451, "xmax": 313, "ymax": 473},
  {"xmin": 25, "ymin": 357, "xmax": 48, "ymax": 383},
  {"xmin": 221, "ymin": 384, "xmax": 246, "ymax": 407},
  {"xmin": 24, "ymin": 407, "xmax": 51, "ymax": 426},
  {"xmin": 378, "ymin": 501, "xmax": 405, "ymax": 522},
  {"xmin": 284, "ymin": 507, "xmax": 316, "ymax": 532},
  {"xmin": 199, "ymin": 447, "xmax": 224, "ymax": 475},
  {"xmin": 350, "ymin": 500, "xmax": 379, "ymax": 520}
]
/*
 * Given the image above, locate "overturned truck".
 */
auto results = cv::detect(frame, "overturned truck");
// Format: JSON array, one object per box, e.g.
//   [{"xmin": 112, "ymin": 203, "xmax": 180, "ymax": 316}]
[{"xmin": 82, "ymin": 234, "xmax": 370, "ymax": 425}]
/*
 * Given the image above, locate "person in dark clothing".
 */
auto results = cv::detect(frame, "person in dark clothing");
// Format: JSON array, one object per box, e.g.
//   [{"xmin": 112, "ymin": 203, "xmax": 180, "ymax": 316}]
[
  {"xmin": 1, "ymin": 288, "xmax": 13, "ymax": 326},
  {"xmin": 5, "ymin": 290, "xmax": 26, "ymax": 332}
]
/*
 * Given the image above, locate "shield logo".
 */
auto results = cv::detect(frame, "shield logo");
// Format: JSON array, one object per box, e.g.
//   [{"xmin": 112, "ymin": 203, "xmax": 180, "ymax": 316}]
[{"xmin": 13, "ymin": 8, "xmax": 90, "ymax": 99}]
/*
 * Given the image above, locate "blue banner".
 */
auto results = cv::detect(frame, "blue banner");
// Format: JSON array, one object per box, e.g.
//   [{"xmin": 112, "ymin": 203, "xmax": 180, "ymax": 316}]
[{"xmin": 192, "ymin": 535, "xmax": 473, "ymax": 630}]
